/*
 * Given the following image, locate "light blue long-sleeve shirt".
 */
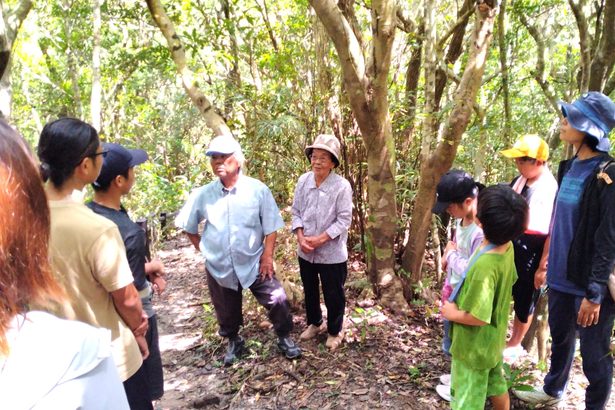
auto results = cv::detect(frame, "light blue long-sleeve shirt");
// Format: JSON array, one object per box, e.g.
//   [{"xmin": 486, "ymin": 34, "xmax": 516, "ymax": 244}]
[{"xmin": 175, "ymin": 175, "xmax": 284, "ymax": 290}]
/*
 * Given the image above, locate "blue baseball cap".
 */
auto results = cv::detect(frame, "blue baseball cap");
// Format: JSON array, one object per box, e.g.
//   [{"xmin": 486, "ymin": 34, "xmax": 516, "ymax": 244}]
[
  {"xmin": 93, "ymin": 143, "xmax": 148, "ymax": 187},
  {"xmin": 559, "ymin": 91, "xmax": 615, "ymax": 152}
]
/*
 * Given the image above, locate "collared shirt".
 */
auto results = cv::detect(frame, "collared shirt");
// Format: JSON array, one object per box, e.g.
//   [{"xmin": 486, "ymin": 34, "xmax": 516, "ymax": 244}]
[
  {"xmin": 291, "ymin": 171, "xmax": 352, "ymax": 264},
  {"xmin": 175, "ymin": 175, "xmax": 284, "ymax": 290}
]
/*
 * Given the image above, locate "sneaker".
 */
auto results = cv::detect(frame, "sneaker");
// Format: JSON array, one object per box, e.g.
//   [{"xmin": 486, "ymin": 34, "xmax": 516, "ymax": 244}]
[
  {"xmin": 439, "ymin": 373, "xmax": 451, "ymax": 386},
  {"xmin": 503, "ymin": 345, "xmax": 526, "ymax": 364},
  {"xmin": 300, "ymin": 323, "xmax": 326, "ymax": 340},
  {"xmin": 223, "ymin": 336, "xmax": 245, "ymax": 366},
  {"xmin": 325, "ymin": 333, "xmax": 344, "ymax": 351},
  {"xmin": 436, "ymin": 384, "xmax": 451, "ymax": 402},
  {"xmin": 278, "ymin": 336, "xmax": 302, "ymax": 359},
  {"xmin": 513, "ymin": 387, "xmax": 562, "ymax": 406}
]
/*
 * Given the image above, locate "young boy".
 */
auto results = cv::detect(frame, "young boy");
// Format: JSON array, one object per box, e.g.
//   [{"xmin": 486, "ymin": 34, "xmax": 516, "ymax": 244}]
[
  {"xmin": 500, "ymin": 135, "xmax": 557, "ymax": 362},
  {"xmin": 432, "ymin": 169, "xmax": 484, "ymax": 401},
  {"xmin": 442, "ymin": 185, "xmax": 528, "ymax": 410}
]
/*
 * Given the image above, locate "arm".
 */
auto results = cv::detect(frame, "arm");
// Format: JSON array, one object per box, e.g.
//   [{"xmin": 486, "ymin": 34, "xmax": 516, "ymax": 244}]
[
  {"xmin": 186, "ymin": 232, "xmax": 201, "ymax": 251},
  {"xmin": 441, "ymin": 301, "xmax": 488, "ymax": 326},
  {"xmin": 259, "ymin": 232, "xmax": 277, "ymax": 280},
  {"xmin": 534, "ymin": 235, "xmax": 550, "ymax": 289},
  {"xmin": 111, "ymin": 284, "xmax": 149, "ymax": 359},
  {"xmin": 294, "ymin": 227, "xmax": 314, "ymax": 253},
  {"xmin": 291, "ymin": 176, "xmax": 314, "ymax": 253},
  {"xmin": 305, "ymin": 179, "xmax": 352, "ymax": 249},
  {"xmin": 446, "ymin": 228, "xmax": 484, "ymax": 274}
]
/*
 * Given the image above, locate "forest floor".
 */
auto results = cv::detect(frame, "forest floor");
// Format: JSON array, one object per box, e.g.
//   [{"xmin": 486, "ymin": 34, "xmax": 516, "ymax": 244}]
[{"xmin": 152, "ymin": 232, "xmax": 615, "ymax": 410}]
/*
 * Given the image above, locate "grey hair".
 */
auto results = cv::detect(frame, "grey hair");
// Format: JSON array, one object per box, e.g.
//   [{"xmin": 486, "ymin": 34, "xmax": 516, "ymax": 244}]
[{"xmin": 232, "ymin": 147, "xmax": 245, "ymax": 170}]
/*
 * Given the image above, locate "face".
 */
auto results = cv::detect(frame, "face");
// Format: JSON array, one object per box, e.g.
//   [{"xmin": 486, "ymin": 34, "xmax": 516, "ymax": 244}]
[
  {"xmin": 514, "ymin": 157, "xmax": 543, "ymax": 180},
  {"xmin": 446, "ymin": 200, "xmax": 470, "ymax": 219},
  {"xmin": 210, "ymin": 153, "xmax": 240, "ymax": 179},
  {"xmin": 117, "ymin": 167, "xmax": 136, "ymax": 194},
  {"xmin": 559, "ymin": 117, "xmax": 585, "ymax": 146},
  {"xmin": 81, "ymin": 145, "xmax": 106, "ymax": 183},
  {"xmin": 310, "ymin": 148, "xmax": 335, "ymax": 177}
]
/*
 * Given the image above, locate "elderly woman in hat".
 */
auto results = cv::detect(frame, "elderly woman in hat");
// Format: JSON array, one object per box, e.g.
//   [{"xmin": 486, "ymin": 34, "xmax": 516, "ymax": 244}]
[
  {"xmin": 514, "ymin": 92, "xmax": 615, "ymax": 409},
  {"xmin": 291, "ymin": 134, "xmax": 353, "ymax": 351}
]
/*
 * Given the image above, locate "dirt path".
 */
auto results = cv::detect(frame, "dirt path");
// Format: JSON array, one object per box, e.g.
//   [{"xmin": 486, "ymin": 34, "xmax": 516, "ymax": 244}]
[{"xmin": 153, "ymin": 235, "xmax": 615, "ymax": 409}]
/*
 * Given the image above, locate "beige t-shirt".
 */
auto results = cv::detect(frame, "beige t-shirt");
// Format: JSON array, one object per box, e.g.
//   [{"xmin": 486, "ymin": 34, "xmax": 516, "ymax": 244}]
[{"xmin": 47, "ymin": 197, "xmax": 142, "ymax": 381}]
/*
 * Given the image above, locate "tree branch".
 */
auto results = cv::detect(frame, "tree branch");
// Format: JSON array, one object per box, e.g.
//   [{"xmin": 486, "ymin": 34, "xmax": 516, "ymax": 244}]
[
  {"xmin": 588, "ymin": 0, "xmax": 615, "ymax": 91},
  {"xmin": 568, "ymin": 0, "xmax": 592, "ymax": 92}
]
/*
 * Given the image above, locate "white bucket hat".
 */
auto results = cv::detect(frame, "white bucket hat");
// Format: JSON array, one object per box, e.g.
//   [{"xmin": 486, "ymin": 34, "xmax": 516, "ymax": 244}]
[{"xmin": 305, "ymin": 134, "xmax": 341, "ymax": 167}]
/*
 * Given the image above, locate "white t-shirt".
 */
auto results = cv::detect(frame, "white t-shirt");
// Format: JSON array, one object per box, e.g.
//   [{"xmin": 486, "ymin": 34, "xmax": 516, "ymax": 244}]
[
  {"xmin": 511, "ymin": 167, "xmax": 558, "ymax": 235},
  {"xmin": 0, "ymin": 311, "xmax": 129, "ymax": 409}
]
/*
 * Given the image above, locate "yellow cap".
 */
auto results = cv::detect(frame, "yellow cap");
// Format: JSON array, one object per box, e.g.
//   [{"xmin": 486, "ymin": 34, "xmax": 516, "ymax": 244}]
[{"xmin": 500, "ymin": 134, "xmax": 549, "ymax": 161}]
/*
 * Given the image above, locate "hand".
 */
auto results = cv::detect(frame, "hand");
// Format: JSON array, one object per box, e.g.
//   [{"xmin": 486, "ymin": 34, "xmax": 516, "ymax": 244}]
[
  {"xmin": 299, "ymin": 237, "xmax": 315, "ymax": 253},
  {"xmin": 304, "ymin": 234, "xmax": 328, "ymax": 250},
  {"xmin": 132, "ymin": 312, "xmax": 149, "ymax": 338},
  {"xmin": 259, "ymin": 253, "xmax": 275, "ymax": 280},
  {"xmin": 534, "ymin": 267, "xmax": 547, "ymax": 290},
  {"xmin": 147, "ymin": 258, "xmax": 165, "ymax": 277},
  {"xmin": 577, "ymin": 298, "xmax": 600, "ymax": 327},
  {"xmin": 152, "ymin": 276, "xmax": 167, "ymax": 295},
  {"xmin": 441, "ymin": 300, "xmax": 458, "ymax": 321},
  {"xmin": 442, "ymin": 241, "xmax": 456, "ymax": 271},
  {"xmin": 135, "ymin": 334, "xmax": 150, "ymax": 360}
]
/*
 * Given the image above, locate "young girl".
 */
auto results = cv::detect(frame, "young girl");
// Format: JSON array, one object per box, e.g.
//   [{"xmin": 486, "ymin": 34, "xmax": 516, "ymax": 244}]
[{"xmin": 432, "ymin": 169, "xmax": 484, "ymax": 401}]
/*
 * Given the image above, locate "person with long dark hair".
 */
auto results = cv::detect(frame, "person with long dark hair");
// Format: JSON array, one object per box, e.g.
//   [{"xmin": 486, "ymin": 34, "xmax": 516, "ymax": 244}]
[
  {"xmin": 0, "ymin": 119, "xmax": 129, "ymax": 408},
  {"xmin": 38, "ymin": 117, "xmax": 153, "ymax": 409}
]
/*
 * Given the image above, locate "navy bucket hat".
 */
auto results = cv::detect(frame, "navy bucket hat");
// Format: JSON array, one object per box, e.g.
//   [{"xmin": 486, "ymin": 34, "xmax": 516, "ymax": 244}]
[{"xmin": 559, "ymin": 91, "xmax": 615, "ymax": 152}]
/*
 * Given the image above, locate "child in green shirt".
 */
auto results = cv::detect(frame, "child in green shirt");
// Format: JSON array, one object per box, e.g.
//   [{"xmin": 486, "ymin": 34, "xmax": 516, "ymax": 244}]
[{"xmin": 442, "ymin": 185, "xmax": 528, "ymax": 410}]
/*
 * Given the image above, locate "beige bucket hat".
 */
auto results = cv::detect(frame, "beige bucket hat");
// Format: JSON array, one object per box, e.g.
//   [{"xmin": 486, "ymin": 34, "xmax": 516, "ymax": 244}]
[{"xmin": 305, "ymin": 134, "xmax": 341, "ymax": 167}]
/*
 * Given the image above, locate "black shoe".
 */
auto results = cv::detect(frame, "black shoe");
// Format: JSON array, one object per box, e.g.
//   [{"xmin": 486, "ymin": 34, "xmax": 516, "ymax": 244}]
[
  {"xmin": 223, "ymin": 336, "xmax": 245, "ymax": 366},
  {"xmin": 277, "ymin": 336, "xmax": 301, "ymax": 359}
]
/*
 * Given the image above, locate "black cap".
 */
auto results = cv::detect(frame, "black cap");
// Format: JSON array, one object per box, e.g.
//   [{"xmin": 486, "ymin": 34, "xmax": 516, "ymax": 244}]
[
  {"xmin": 93, "ymin": 143, "xmax": 148, "ymax": 188},
  {"xmin": 432, "ymin": 169, "xmax": 479, "ymax": 214}
]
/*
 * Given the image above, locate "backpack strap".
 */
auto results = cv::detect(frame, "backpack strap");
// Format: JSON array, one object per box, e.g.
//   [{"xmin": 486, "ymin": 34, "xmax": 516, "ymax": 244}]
[{"xmin": 597, "ymin": 159, "xmax": 615, "ymax": 185}]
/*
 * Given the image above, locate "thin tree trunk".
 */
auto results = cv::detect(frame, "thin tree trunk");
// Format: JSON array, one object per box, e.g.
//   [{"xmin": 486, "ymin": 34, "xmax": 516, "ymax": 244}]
[
  {"xmin": 145, "ymin": 0, "xmax": 231, "ymax": 137},
  {"xmin": 91, "ymin": 0, "xmax": 102, "ymax": 130},
  {"xmin": 588, "ymin": 0, "xmax": 615, "ymax": 91},
  {"xmin": 497, "ymin": 0, "xmax": 511, "ymax": 142},
  {"xmin": 0, "ymin": 0, "xmax": 33, "ymax": 120},
  {"xmin": 568, "ymin": 0, "xmax": 592, "ymax": 92},
  {"xmin": 401, "ymin": 2, "xmax": 499, "ymax": 284}
]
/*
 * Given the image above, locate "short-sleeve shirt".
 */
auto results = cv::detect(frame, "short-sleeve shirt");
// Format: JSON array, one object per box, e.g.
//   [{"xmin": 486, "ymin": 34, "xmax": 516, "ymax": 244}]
[
  {"xmin": 290, "ymin": 171, "xmax": 353, "ymax": 264},
  {"xmin": 87, "ymin": 201, "xmax": 155, "ymax": 318},
  {"xmin": 547, "ymin": 156, "xmax": 602, "ymax": 296},
  {"xmin": 450, "ymin": 244, "xmax": 517, "ymax": 370},
  {"xmin": 175, "ymin": 175, "xmax": 284, "ymax": 290},
  {"xmin": 47, "ymin": 198, "xmax": 142, "ymax": 381}
]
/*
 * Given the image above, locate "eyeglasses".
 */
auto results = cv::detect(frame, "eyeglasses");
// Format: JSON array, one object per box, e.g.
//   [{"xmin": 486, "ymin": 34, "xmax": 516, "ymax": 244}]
[
  {"xmin": 89, "ymin": 150, "xmax": 108, "ymax": 159},
  {"xmin": 515, "ymin": 156, "xmax": 536, "ymax": 164}
]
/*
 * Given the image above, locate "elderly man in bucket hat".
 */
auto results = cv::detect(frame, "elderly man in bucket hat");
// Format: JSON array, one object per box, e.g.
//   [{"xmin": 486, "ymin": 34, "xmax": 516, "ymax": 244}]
[
  {"xmin": 176, "ymin": 135, "xmax": 301, "ymax": 365},
  {"xmin": 515, "ymin": 92, "xmax": 615, "ymax": 409},
  {"xmin": 291, "ymin": 134, "xmax": 353, "ymax": 351}
]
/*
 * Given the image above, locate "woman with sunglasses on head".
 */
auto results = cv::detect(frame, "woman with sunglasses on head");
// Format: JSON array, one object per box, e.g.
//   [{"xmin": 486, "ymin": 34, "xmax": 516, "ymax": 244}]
[
  {"xmin": 38, "ymin": 118, "xmax": 153, "ymax": 409},
  {"xmin": 0, "ymin": 119, "xmax": 128, "ymax": 408}
]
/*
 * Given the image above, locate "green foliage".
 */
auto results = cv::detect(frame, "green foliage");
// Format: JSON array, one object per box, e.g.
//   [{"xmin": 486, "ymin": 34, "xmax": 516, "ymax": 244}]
[{"xmin": 503, "ymin": 362, "xmax": 535, "ymax": 391}]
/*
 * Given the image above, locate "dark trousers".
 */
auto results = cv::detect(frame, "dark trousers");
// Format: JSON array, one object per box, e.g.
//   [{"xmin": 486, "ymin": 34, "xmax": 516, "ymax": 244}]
[
  {"xmin": 143, "ymin": 315, "xmax": 164, "ymax": 401},
  {"xmin": 298, "ymin": 257, "xmax": 347, "ymax": 336},
  {"xmin": 123, "ymin": 364, "xmax": 154, "ymax": 410},
  {"xmin": 544, "ymin": 288, "xmax": 615, "ymax": 409},
  {"xmin": 206, "ymin": 270, "xmax": 293, "ymax": 339}
]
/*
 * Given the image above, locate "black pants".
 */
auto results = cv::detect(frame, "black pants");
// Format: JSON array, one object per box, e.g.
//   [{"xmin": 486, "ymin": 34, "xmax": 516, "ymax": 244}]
[
  {"xmin": 143, "ymin": 315, "xmax": 163, "ymax": 401},
  {"xmin": 123, "ymin": 364, "xmax": 154, "ymax": 410},
  {"xmin": 298, "ymin": 257, "xmax": 347, "ymax": 336},
  {"xmin": 206, "ymin": 270, "xmax": 293, "ymax": 339}
]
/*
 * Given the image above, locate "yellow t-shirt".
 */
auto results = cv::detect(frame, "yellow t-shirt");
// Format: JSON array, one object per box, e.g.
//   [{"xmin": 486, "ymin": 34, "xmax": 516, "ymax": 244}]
[{"xmin": 47, "ymin": 197, "xmax": 142, "ymax": 381}]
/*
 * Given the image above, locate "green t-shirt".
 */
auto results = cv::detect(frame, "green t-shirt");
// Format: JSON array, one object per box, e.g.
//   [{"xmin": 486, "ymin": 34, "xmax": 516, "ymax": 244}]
[{"xmin": 450, "ymin": 243, "xmax": 517, "ymax": 370}]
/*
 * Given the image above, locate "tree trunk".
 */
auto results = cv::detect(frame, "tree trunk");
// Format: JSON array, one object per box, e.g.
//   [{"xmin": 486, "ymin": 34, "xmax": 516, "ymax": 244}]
[
  {"xmin": 91, "ymin": 0, "xmax": 102, "ymax": 130},
  {"xmin": 401, "ymin": 2, "xmax": 499, "ymax": 284},
  {"xmin": 0, "ymin": 0, "xmax": 33, "ymax": 120},
  {"xmin": 309, "ymin": 0, "xmax": 407, "ymax": 312},
  {"xmin": 497, "ymin": 0, "xmax": 511, "ymax": 143},
  {"xmin": 588, "ymin": 0, "xmax": 615, "ymax": 91},
  {"xmin": 145, "ymin": 0, "xmax": 231, "ymax": 137}
]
